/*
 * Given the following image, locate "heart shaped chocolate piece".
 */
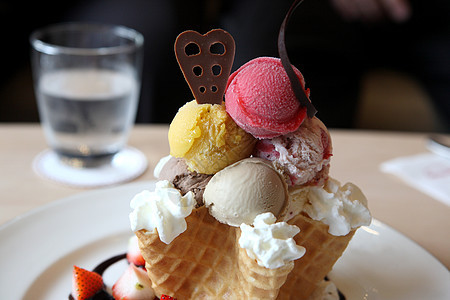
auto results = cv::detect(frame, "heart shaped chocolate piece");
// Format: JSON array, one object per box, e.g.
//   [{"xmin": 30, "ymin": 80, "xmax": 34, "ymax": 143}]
[{"xmin": 175, "ymin": 29, "xmax": 235, "ymax": 105}]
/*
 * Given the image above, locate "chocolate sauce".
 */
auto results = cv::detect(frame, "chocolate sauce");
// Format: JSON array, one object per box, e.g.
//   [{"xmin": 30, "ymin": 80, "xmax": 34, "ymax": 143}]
[
  {"xmin": 325, "ymin": 276, "xmax": 346, "ymax": 300},
  {"xmin": 92, "ymin": 253, "xmax": 127, "ymax": 275},
  {"xmin": 68, "ymin": 290, "xmax": 114, "ymax": 300},
  {"xmin": 339, "ymin": 288, "xmax": 346, "ymax": 300}
]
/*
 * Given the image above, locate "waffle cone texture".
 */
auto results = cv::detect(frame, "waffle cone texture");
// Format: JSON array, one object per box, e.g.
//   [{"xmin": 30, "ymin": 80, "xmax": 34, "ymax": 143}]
[
  {"xmin": 277, "ymin": 213, "xmax": 355, "ymax": 299},
  {"xmin": 136, "ymin": 207, "xmax": 354, "ymax": 299}
]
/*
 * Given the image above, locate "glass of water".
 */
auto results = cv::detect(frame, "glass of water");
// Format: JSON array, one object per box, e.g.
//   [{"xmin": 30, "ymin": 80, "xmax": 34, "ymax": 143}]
[
  {"xmin": 31, "ymin": 23, "xmax": 143, "ymax": 167},
  {"xmin": 30, "ymin": 23, "xmax": 146, "ymax": 187}
]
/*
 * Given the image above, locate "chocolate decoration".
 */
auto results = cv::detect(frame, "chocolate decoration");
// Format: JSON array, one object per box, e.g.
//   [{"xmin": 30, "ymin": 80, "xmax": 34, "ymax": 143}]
[
  {"xmin": 175, "ymin": 29, "xmax": 235, "ymax": 105},
  {"xmin": 278, "ymin": 0, "xmax": 317, "ymax": 118}
]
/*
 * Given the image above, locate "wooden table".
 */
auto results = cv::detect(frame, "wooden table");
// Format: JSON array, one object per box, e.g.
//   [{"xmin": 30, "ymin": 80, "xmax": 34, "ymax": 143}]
[{"xmin": 0, "ymin": 124, "xmax": 449, "ymax": 269}]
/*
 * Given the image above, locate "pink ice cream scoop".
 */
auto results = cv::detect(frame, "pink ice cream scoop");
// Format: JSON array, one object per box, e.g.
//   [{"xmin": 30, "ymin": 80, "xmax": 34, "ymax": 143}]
[
  {"xmin": 225, "ymin": 57, "xmax": 309, "ymax": 139},
  {"xmin": 254, "ymin": 117, "xmax": 332, "ymax": 186}
]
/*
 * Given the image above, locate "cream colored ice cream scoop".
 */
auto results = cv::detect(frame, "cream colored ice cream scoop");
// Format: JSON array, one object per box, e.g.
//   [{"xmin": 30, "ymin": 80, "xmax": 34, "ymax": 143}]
[{"xmin": 204, "ymin": 158, "xmax": 288, "ymax": 226}]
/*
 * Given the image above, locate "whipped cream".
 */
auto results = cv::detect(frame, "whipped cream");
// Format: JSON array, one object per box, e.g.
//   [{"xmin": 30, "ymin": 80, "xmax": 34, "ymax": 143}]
[
  {"xmin": 153, "ymin": 155, "xmax": 172, "ymax": 179},
  {"xmin": 304, "ymin": 178, "xmax": 372, "ymax": 236},
  {"xmin": 239, "ymin": 212, "xmax": 305, "ymax": 269},
  {"xmin": 129, "ymin": 180, "xmax": 195, "ymax": 244}
]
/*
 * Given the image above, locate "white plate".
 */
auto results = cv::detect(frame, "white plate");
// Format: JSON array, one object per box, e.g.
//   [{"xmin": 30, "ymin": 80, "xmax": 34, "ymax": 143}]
[{"xmin": 0, "ymin": 181, "xmax": 449, "ymax": 299}]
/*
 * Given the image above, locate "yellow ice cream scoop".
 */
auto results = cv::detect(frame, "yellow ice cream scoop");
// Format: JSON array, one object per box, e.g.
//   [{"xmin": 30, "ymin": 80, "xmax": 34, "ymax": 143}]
[{"xmin": 168, "ymin": 100, "xmax": 256, "ymax": 174}]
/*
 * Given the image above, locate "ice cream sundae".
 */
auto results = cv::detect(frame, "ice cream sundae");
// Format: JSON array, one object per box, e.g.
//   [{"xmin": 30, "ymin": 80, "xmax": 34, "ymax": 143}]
[{"xmin": 69, "ymin": 1, "xmax": 371, "ymax": 299}]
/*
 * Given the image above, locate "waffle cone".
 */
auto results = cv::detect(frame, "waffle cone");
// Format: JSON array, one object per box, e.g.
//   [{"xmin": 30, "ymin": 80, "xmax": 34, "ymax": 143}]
[
  {"xmin": 135, "ymin": 206, "xmax": 299, "ymax": 299},
  {"xmin": 276, "ymin": 213, "xmax": 355, "ymax": 300},
  {"xmin": 237, "ymin": 231, "xmax": 294, "ymax": 299},
  {"xmin": 135, "ymin": 206, "xmax": 240, "ymax": 299}
]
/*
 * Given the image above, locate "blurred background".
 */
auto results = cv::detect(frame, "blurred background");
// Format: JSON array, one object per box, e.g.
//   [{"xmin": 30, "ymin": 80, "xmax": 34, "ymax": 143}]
[{"xmin": 0, "ymin": 0, "xmax": 449, "ymax": 132}]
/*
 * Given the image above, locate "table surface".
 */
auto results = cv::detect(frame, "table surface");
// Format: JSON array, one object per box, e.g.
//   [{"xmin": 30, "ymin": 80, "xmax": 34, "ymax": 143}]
[{"xmin": 0, "ymin": 124, "xmax": 449, "ymax": 269}]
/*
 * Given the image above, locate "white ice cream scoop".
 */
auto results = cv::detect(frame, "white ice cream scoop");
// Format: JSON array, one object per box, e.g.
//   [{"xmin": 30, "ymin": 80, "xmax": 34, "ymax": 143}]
[{"xmin": 204, "ymin": 158, "xmax": 288, "ymax": 226}]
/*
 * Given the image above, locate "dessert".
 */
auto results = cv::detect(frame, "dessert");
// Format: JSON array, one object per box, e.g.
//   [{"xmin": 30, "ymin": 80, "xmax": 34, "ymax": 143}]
[
  {"xmin": 131, "ymin": 24, "xmax": 370, "ymax": 300},
  {"xmin": 128, "ymin": 0, "xmax": 371, "ymax": 295},
  {"xmin": 70, "ymin": 1, "xmax": 371, "ymax": 299}
]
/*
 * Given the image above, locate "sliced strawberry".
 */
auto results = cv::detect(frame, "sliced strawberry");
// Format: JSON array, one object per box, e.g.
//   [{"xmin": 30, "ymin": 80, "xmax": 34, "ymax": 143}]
[
  {"xmin": 112, "ymin": 264, "xmax": 154, "ymax": 300},
  {"xmin": 126, "ymin": 236, "xmax": 146, "ymax": 267},
  {"xmin": 72, "ymin": 265, "xmax": 104, "ymax": 300},
  {"xmin": 160, "ymin": 295, "xmax": 177, "ymax": 300}
]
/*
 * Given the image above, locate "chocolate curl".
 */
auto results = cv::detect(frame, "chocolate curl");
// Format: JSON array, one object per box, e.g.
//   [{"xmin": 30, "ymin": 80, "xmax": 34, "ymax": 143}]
[
  {"xmin": 175, "ymin": 29, "xmax": 235, "ymax": 105},
  {"xmin": 278, "ymin": 0, "xmax": 317, "ymax": 118}
]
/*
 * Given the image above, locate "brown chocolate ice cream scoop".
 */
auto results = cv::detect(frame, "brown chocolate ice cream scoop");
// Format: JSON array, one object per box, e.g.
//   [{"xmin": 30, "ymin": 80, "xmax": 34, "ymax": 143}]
[
  {"xmin": 175, "ymin": 29, "xmax": 235, "ymax": 105},
  {"xmin": 158, "ymin": 156, "xmax": 212, "ymax": 207}
]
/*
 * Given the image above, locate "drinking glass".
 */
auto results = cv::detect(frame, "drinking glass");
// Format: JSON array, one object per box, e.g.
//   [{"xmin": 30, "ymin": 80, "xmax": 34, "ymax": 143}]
[{"xmin": 30, "ymin": 23, "xmax": 147, "ymax": 187}]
